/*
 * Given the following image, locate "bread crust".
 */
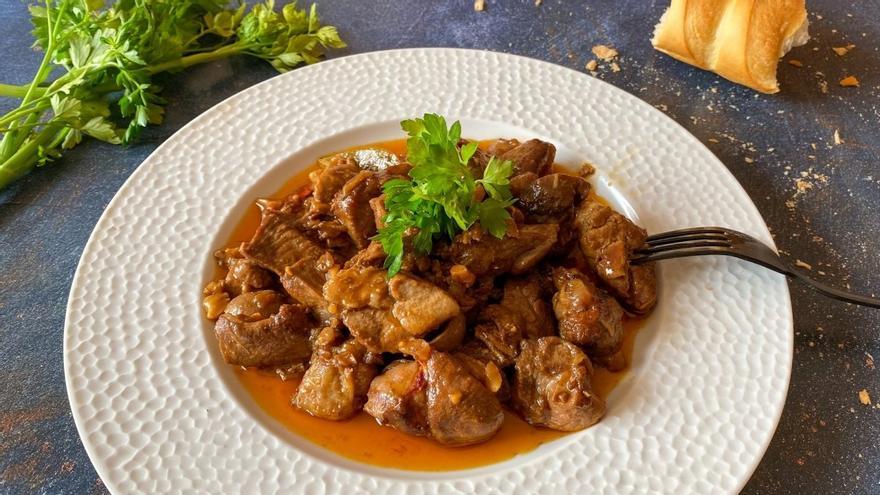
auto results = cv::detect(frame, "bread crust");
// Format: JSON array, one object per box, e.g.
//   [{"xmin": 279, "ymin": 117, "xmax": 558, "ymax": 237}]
[{"xmin": 652, "ymin": 0, "xmax": 809, "ymax": 93}]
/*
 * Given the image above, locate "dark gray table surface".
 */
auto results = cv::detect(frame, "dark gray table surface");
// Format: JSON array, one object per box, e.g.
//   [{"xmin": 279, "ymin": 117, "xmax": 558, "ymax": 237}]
[{"xmin": 1, "ymin": 0, "xmax": 878, "ymax": 493}]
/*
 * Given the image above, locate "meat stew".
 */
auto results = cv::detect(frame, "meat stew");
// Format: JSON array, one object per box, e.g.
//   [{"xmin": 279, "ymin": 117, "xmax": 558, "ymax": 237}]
[{"xmin": 204, "ymin": 118, "xmax": 656, "ymax": 469}]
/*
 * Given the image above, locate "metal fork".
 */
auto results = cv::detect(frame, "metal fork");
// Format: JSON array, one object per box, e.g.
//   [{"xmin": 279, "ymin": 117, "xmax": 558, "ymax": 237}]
[{"xmin": 632, "ymin": 226, "xmax": 880, "ymax": 309}]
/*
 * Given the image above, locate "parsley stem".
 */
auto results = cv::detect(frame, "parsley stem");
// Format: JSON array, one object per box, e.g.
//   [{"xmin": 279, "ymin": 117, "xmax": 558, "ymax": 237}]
[
  {"xmin": 0, "ymin": 84, "xmax": 33, "ymax": 98},
  {"xmin": 147, "ymin": 44, "xmax": 247, "ymax": 74},
  {"xmin": 0, "ymin": 125, "xmax": 68, "ymax": 190}
]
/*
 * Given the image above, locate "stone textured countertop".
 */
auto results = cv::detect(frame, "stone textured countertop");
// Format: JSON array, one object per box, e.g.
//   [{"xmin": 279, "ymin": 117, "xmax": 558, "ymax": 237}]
[{"xmin": 1, "ymin": 1, "xmax": 878, "ymax": 493}]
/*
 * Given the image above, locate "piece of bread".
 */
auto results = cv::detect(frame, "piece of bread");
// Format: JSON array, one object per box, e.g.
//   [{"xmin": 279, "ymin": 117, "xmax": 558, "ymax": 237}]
[{"xmin": 652, "ymin": 0, "xmax": 809, "ymax": 93}]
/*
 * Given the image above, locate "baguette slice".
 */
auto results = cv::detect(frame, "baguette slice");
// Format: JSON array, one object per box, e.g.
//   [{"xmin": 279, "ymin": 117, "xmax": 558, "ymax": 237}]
[{"xmin": 652, "ymin": 0, "xmax": 809, "ymax": 94}]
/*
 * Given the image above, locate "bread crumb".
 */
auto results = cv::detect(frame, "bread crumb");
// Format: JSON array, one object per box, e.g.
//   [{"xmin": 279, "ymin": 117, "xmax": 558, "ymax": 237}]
[
  {"xmin": 832, "ymin": 44, "xmax": 855, "ymax": 56},
  {"xmin": 744, "ymin": 157, "xmax": 754, "ymax": 164},
  {"xmin": 788, "ymin": 59, "xmax": 804, "ymax": 67},
  {"xmin": 833, "ymin": 129, "xmax": 843, "ymax": 145},
  {"xmin": 591, "ymin": 45, "xmax": 618, "ymax": 62},
  {"xmin": 474, "ymin": 0, "xmax": 485, "ymax": 11},
  {"xmin": 795, "ymin": 259, "xmax": 812, "ymax": 270},
  {"xmin": 534, "ymin": 0, "xmax": 542, "ymax": 5},
  {"xmin": 818, "ymin": 80, "xmax": 829, "ymax": 93},
  {"xmin": 585, "ymin": 59, "xmax": 598, "ymax": 71},
  {"xmin": 867, "ymin": 352, "xmax": 875, "ymax": 370},
  {"xmin": 610, "ymin": 61, "xmax": 621, "ymax": 72},
  {"xmin": 708, "ymin": 138, "xmax": 719, "ymax": 143},
  {"xmin": 839, "ymin": 75, "xmax": 860, "ymax": 87},
  {"xmin": 859, "ymin": 389, "xmax": 871, "ymax": 405}
]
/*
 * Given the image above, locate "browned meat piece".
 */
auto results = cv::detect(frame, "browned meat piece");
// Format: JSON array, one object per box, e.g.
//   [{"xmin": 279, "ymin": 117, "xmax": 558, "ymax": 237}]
[
  {"xmin": 311, "ymin": 153, "xmax": 360, "ymax": 205},
  {"xmin": 427, "ymin": 312, "xmax": 466, "ymax": 351},
  {"xmin": 212, "ymin": 247, "xmax": 276, "ymax": 297},
  {"xmin": 453, "ymin": 349, "xmax": 509, "ymax": 401},
  {"xmin": 501, "ymin": 275, "xmax": 556, "ymax": 339},
  {"xmin": 364, "ymin": 352, "xmax": 504, "ymax": 446},
  {"xmin": 575, "ymin": 200, "xmax": 657, "ymax": 314},
  {"xmin": 509, "ymin": 172, "xmax": 539, "ymax": 197},
  {"xmin": 552, "ymin": 267, "xmax": 624, "ymax": 357},
  {"xmin": 518, "ymin": 173, "xmax": 590, "ymax": 223},
  {"xmin": 241, "ymin": 208, "xmax": 325, "ymax": 275},
  {"xmin": 487, "ymin": 138, "xmax": 520, "ymax": 157},
  {"xmin": 323, "ymin": 265, "xmax": 460, "ymax": 353},
  {"xmin": 344, "ymin": 241, "xmax": 387, "ymax": 269},
  {"xmin": 498, "ymin": 139, "xmax": 556, "ymax": 176},
  {"xmin": 214, "ymin": 302, "xmax": 314, "ymax": 367},
  {"xmin": 363, "ymin": 360, "xmax": 429, "ymax": 436},
  {"xmin": 331, "ymin": 171, "xmax": 381, "ymax": 249},
  {"xmin": 294, "ymin": 330, "xmax": 378, "ymax": 420},
  {"xmin": 389, "ymin": 275, "xmax": 460, "ymax": 335},
  {"xmin": 341, "ymin": 308, "xmax": 410, "ymax": 354},
  {"xmin": 369, "ymin": 195, "xmax": 387, "ymax": 229},
  {"xmin": 280, "ymin": 257, "xmax": 334, "ymax": 323},
  {"xmin": 511, "ymin": 337, "xmax": 605, "ymax": 431},
  {"xmin": 324, "ymin": 265, "xmax": 391, "ymax": 309},
  {"xmin": 223, "ymin": 290, "xmax": 284, "ymax": 320},
  {"xmin": 473, "ymin": 274, "xmax": 555, "ymax": 367},
  {"xmin": 445, "ymin": 223, "xmax": 559, "ymax": 277},
  {"xmin": 424, "ymin": 352, "xmax": 504, "ymax": 445},
  {"xmin": 474, "ymin": 305, "xmax": 523, "ymax": 368}
]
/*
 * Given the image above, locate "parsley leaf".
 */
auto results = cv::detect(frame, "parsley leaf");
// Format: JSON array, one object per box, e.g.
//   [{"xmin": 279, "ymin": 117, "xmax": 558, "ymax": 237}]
[
  {"xmin": 0, "ymin": 1, "xmax": 346, "ymax": 190},
  {"xmin": 375, "ymin": 114, "xmax": 516, "ymax": 277}
]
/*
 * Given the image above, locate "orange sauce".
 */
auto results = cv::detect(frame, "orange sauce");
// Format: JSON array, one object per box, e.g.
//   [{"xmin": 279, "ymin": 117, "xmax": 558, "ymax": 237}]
[{"xmin": 223, "ymin": 138, "xmax": 647, "ymax": 471}]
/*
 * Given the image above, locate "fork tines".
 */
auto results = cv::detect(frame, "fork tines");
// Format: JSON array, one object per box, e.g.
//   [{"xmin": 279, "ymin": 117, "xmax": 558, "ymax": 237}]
[{"xmin": 635, "ymin": 227, "xmax": 734, "ymax": 260}]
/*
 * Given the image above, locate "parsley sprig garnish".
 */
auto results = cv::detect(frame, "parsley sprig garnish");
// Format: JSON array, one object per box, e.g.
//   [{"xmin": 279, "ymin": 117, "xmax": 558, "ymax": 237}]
[
  {"xmin": 0, "ymin": 0, "xmax": 345, "ymax": 190},
  {"xmin": 376, "ymin": 114, "xmax": 515, "ymax": 277}
]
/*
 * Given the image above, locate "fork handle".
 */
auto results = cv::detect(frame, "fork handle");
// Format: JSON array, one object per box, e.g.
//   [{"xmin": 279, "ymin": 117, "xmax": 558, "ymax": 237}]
[
  {"xmin": 665, "ymin": 250, "xmax": 880, "ymax": 309},
  {"xmin": 783, "ymin": 266, "xmax": 880, "ymax": 309}
]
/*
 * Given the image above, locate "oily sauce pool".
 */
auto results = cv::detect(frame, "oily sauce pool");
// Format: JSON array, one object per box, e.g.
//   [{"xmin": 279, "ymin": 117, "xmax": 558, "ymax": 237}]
[{"xmin": 223, "ymin": 139, "xmax": 646, "ymax": 471}]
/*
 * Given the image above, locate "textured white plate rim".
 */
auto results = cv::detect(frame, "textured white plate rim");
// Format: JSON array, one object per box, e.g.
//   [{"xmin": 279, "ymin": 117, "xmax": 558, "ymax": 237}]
[{"xmin": 62, "ymin": 47, "xmax": 793, "ymax": 494}]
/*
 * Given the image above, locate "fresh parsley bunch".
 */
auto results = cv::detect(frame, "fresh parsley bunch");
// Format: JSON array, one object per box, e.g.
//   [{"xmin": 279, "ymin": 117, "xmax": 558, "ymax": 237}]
[
  {"xmin": 377, "ymin": 114, "xmax": 516, "ymax": 276},
  {"xmin": 0, "ymin": 0, "xmax": 345, "ymax": 190}
]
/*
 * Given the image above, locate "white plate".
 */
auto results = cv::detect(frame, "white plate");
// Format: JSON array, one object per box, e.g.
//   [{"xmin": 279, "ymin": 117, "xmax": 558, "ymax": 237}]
[{"xmin": 64, "ymin": 48, "xmax": 792, "ymax": 494}]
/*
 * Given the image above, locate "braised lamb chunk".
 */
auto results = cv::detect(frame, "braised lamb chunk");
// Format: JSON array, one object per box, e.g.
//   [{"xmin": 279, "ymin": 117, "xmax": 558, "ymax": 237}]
[
  {"xmin": 511, "ymin": 337, "xmax": 605, "ymax": 431},
  {"xmin": 517, "ymin": 173, "xmax": 590, "ymax": 223},
  {"xmin": 362, "ymin": 360, "xmax": 429, "ymax": 436},
  {"xmin": 241, "ymin": 208, "xmax": 325, "ymax": 275},
  {"xmin": 427, "ymin": 312, "xmax": 467, "ymax": 351},
  {"xmin": 474, "ymin": 305, "xmax": 523, "ymax": 368},
  {"xmin": 223, "ymin": 290, "xmax": 284, "ymax": 320},
  {"xmin": 369, "ymin": 195, "xmax": 387, "ymax": 229},
  {"xmin": 551, "ymin": 267, "xmax": 624, "ymax": 357},
  {"xmin": 331, "ymin": 170, "xmax": 381, "ymax": 249},
  {"xmin": 424, "ymin": 352, "xmax": 505, "ymax": 445},
  {"xmin": 445, "ymin": 223, "xmax": 559, "ymax": 277},
  {"xmin": 487, "ymin": 138, "xmax": 520, "ymax": 157},
  {"xmin": 575, "ymin": 200, "xmax": 657, "ymax": 314},
  {"xmin": 323, "ymin": 265, "xmax": 460, "ymax": 353},
  {"xmin": 214, "ymin": 299, "xmax": 314, "ymax": 367},
  {"xmin": 501, "ymin": 275, "xmax": 556, "ymax": 339},
  {"xmin": 473, "ymin": 274, "xmax": 555, "ymax": 367},
  {"xmin": 498, "ymin": 139, "xmax": 556, "ymax": 176},
  {"xmin": 311, "ymin": 153, "xmax": 360, "ymax": 206},
  {"xmin": 509, "ymin": 172, "xmax": 539, "ymax": 197},
  {"xmin": 293, "ymin": 328, "xmax": 379, "ymax": 420},
  {"xmin": 213, "ymin": 247, "xmax": 275, "ymax": 297},
  {"xmin": 389, "ymin": 274, "xmax": 460, "ymax": 335},
  {"xmin": 453, "ymin": 349, "xmax": 509, "ymax": 401},
  {"xmin": 364, "ymin": 352, "xmax": 504, "ymax": 446},
  {"xmin": 280, "ymin": 257, "xmax": 334, "ymax": 324}
]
